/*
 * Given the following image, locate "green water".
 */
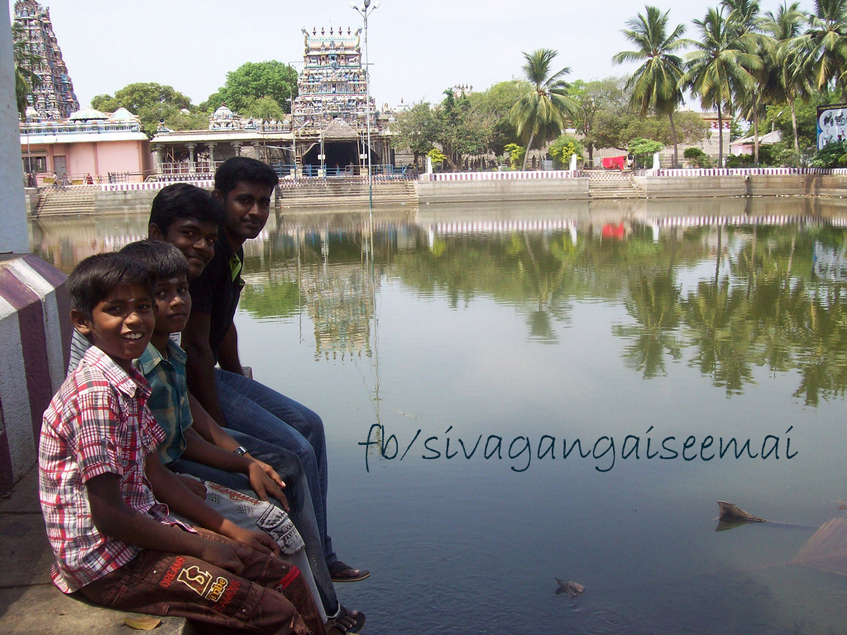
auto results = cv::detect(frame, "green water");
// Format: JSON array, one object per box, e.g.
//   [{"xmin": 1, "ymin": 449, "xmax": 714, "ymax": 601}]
[{"xmin": 31, "ymin": 197, "xmax": 847, "ymax": 634}]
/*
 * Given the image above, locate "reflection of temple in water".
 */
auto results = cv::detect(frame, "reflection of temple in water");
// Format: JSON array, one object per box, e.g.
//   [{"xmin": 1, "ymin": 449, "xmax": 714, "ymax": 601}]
[{"xmin": 302, "ymin": 263, "xmax": 376, "ymax": 361}]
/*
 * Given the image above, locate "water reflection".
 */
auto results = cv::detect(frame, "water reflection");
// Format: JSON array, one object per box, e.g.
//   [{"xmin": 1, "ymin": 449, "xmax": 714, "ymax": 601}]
[
  {"xmin": 28, "ymin": 198, "xmax": 847, "ymax": 633},
  {"xmin": 31, "ymin": 199, "xmax": 847, "ymax": 406}
]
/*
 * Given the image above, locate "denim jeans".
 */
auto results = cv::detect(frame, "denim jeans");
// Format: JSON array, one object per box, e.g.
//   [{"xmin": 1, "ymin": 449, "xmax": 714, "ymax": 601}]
[
  {"xmin": 169, "ymin": 428, "xmax": 338, "ymax": 616},
  {"xmin": 213, "ymin": 369, "xmax": 334, "ymax": 567}
]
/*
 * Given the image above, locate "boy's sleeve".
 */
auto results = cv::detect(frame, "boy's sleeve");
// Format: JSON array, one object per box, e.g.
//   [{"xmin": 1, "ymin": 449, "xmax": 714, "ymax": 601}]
[{"xmin": 72, "ymin": 383, "xmax": 124, "ymax": 482}]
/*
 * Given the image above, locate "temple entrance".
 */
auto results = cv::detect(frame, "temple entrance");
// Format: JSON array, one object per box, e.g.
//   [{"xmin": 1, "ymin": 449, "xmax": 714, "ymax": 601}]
[{"xmin": 303, "ymin": 141, "xmax": 360, "ymax": 175}]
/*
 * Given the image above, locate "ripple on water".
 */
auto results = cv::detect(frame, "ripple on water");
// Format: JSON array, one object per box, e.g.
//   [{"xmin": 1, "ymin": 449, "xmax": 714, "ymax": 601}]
[{"xmin": 580, "ymin": 609, "xmax": 630, "ymax": 635}]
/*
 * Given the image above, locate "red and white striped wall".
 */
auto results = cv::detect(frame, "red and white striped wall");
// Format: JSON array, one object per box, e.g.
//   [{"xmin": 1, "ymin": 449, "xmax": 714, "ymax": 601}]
[{"xmin": 0, "ymin": 255, "xmax": 70, "ymax": 494}]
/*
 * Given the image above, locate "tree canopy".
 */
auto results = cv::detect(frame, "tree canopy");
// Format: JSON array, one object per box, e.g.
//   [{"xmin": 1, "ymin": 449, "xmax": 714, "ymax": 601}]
[
  {"xmin": 202, "ymin": 61, "xmax": 298, "ymax": 116},
  {"xmin": 91, "ymin": 82, "xmax": 202, "ymax": 137}
]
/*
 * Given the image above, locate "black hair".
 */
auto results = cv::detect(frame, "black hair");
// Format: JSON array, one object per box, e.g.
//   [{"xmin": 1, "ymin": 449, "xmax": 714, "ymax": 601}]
[
  {"xmin": 148, "ymin": 183, "xmax": 222, "ymax": 234},
  {"xmin": 67, "ymin": 252, "xmax": 154, "ymax": 320},
  {"xmin": 120, "ymin": 240, "xmax": 189, "ymax": 281},
  {"xmin": 214, "ymin": 156, "xmax": 279, "ymax": 200}
]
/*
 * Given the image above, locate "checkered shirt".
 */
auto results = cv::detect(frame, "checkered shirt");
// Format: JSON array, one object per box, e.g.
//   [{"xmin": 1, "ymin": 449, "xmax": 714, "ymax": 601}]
[
  {"xmin": 39, "ymin": 346, "xmax": 177, "ymax": 593},
  {"xmin": 134, "ymin": 341, "xmax": 193, "ymax": 465}
]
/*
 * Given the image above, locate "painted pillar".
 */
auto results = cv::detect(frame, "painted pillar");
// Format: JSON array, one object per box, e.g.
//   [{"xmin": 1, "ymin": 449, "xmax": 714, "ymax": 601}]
[
  {"xmin": 187, "ymin": 143, "xmax": 196, "ymax": 173},
  {"xmin": 0, "ymin": 6, "xmax": 28, "ymax": 254},
  {"xmin": 0, "ymin": 255, "xmax": 70, "ymax": 493}
]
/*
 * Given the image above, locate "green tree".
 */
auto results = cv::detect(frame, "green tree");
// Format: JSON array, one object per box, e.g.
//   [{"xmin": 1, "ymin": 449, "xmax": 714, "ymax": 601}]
[
  {"xmin": 92, "ymin": 83, "xmax": 195, "ymax": 137},
  {"xmin": 391, "ymin": 102, "xmax": 441, "ymax": 167},
  {"xmin": 203, "ymin": 61, "xmax": 298, "ymax": 114},
  {"xmin": 684, "ymin": 7, "xmax": 762, "ymax": 167},
  {"xmin": 567, "ymin": 77, "xmax": 630, "ymax": 163},
  {"xmin": 796, "ymin": 0, "xmax": 847, "ymax": 98},
  {"xmin": 242, "ymin": 96, "xmax": 285, "ymax": 122},
  {"xmin": 436, "ymin": 89, "xmax": 491, "ymax": 170},
  {"xmin": 629, "ymin": 137, "xmax": 664, "ymax": 167},
  {"xmin": 613, "ymin": 6, "xmax": 688, "ymax": 168},
  {"xmin": 504, "ymin": 143, "xmax": 525, "ymax": 169},
  {"xmin": 509, "ymin": 49, "xmax": 579, "ymax": 170},
  {"xmin": 548, "ymin": 134, "xmax": 585, "ymax": 168},
  {"xmin": 468, "ymin": 80, "xmax": 528, "ymax": 155},
  {"xmin": 761, "ymin": 2, "xmax": 808, "ymax": 154}
]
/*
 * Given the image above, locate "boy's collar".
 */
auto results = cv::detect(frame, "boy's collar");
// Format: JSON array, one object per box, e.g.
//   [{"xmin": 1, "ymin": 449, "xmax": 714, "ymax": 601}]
[
  {"xmin": 135, "ymin": 340, "xmax": 186, "ymax": 375},
  {"xmin": 82, "ymin": 346, "xmax": 151, "ymax": 399}
]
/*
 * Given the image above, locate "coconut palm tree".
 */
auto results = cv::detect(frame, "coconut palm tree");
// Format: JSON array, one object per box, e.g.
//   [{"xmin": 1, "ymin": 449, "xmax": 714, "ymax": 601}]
[
  {"xmin": 613, "ymin": 6, "xmax": 688, "ymax": 168},
  {"xmin": 684, "ymin": 7, "xmax": 762, "ymax": 167},
  {"xmin": 509, "ymin": 49, "xmax": 579, "ymax": 170},
  {"xmin": 762, "ymin": 2, "xmax": 808, "ymax": 154},
  {"xmin": 796, "ymin": 0, "xmax": 847, "ymax": 98}
]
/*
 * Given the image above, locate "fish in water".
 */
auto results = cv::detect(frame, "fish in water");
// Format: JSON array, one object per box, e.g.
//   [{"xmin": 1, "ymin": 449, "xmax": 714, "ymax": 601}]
[{"xmin": 555, "ymin": 579, "xmax": 585, "ymax": 597}]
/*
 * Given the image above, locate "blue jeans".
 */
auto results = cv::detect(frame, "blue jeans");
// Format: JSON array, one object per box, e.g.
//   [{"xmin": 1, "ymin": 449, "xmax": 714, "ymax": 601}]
[
  {"xmin": 213, "ymin": 369, "xmax": 335, "ymax": 567},
  {"xmin": 169, "ymin": 428, "xmax": 338, "ymax": 616}
]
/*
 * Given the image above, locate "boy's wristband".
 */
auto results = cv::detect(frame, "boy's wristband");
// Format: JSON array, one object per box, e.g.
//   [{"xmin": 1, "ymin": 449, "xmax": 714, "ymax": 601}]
[{"xmin": 233, "ymin": 446, "xmax": 248, "ymax": 456}]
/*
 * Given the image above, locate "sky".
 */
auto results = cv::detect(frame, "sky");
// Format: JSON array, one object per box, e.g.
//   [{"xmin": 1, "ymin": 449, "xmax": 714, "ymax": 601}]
[{"xmin": 13, "ymin": 0, "xmax": 808, "ymax": 112}]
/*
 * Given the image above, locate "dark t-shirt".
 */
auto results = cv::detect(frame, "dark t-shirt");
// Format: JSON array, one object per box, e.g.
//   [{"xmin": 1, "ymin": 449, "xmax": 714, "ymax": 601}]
[{"xmin": 188, "ymin": 236, "xmax": 244, "ymax": 362}]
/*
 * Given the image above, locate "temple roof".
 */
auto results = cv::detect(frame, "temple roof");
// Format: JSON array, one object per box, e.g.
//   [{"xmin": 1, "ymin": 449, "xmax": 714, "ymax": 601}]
[
  {"xmin": 68, "ymin": 107, "xmax": 107, "ymax": 121},
  {"xmin": 322, "ymin": 117, "xmax": 358, "ymax": 140}
]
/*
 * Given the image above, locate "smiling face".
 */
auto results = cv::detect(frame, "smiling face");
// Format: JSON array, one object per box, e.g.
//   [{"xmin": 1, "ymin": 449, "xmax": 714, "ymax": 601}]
[
  {"xmin": 217, "ymin": 181, "xmax": 272, "ymax": 247},
  {"xmin": 72, "ymin": 282, "xmax": 155, "ymax": 372},
  {"xmin": 149, "ymin": 217, "xmax": 218, "ymax": 279}
]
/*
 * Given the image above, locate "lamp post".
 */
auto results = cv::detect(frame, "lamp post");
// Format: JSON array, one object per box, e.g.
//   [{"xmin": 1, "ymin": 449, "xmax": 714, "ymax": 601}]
[
  {"xmin": 351, "ymin": 0, "xmax": 379, "ymax": 209},
  {"xmin": 286, "ymin": 61, "xmax": 302, "ymax": 179}
]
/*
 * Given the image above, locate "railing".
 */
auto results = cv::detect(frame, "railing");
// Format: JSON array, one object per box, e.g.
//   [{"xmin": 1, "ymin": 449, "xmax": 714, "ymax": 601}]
[
  {"xmin": 653, "ymin": 167, "xmax": 847, "ymax": 176},
  {"xmin": 101, "ymin": 180, "xmax": 215, "ymax": 192},
  {"xmin": 20, "ymin": 121, "xmax": 142, "ymax": 135},
  {"xmin": 156, "ymin": 161, "xmax": 223, "ymax": 177},
  {"xmin": 275, "ymin": 164, "xmax": 418, "ymax": 185},
  {"xmin": 422, "ymin": 170, "xmax": 579, "ymax": 182}
]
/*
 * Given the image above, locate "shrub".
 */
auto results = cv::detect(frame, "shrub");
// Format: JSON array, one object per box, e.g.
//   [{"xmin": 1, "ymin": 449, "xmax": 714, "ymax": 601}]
[
  {"xmin": 683, "ymin": 147, "xmax": 712, "ymax": 168},
  {"xmin": 628, "ymin": 138, "xmax": 664, "ymax": 168},
  {"xmin": 810, "ymin": 141, "xmax": 847, "ymax": 168},
  {"xmin": 504, "ymin": 143, "xmax": 525, "ymax": 170},
  {"xmin": 548, "ymin": 134, "xmax": 585, "ymax": 169}
]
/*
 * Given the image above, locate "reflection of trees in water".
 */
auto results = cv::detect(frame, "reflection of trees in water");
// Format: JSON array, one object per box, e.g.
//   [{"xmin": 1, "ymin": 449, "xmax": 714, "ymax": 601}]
[
  {"xmin": 613, "ymin": 270, "xmax": 682, "ymax": 378},
  {"xmin": 237, "ymin": 219, "xmax": 847, "ymax": 405}
]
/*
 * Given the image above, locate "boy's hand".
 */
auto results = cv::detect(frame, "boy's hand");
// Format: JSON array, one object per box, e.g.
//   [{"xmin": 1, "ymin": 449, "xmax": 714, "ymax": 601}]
[
  {"xmin": 254, "ymin": 459, "xmax": 285, "ymax": 490},
  {"xmin": 223, "ymin": 523, "xmax": 280, "ymax": 556},
  {"xmin": 246, "ymin": 461, "xmax": 289, "ymax": 511},
  {"xmin": 197, "ymin": 540, "xmax": 245, "ymax": 575},
  {"xmin": 176, "ymin": 474, "xmax": 207, "ymax": 500}
]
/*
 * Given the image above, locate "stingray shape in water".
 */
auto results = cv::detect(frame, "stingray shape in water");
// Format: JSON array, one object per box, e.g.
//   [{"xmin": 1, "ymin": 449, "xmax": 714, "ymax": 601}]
[{"xmin": 555, "ymin": 579, "xmax": 585, "ymax": 597}]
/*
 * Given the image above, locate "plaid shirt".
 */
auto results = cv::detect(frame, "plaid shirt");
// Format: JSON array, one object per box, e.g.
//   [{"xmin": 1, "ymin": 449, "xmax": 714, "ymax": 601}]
[
  {"xmin": 39, "ymin": 346, "xmax": 177, "ymax": 593},
  {"xmin": 134, "ymin": 341, "xmax": 193, "ymax": 465}
]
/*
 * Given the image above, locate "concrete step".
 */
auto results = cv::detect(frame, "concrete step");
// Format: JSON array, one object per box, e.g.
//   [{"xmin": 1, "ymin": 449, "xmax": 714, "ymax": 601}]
[{"xmin": 0, "ymin": 468, "xmax": 193, "ymax": 635}]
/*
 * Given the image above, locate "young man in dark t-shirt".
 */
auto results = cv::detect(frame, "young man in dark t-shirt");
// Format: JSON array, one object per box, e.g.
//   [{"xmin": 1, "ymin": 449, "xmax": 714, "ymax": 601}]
[{"xmin": 184, "ymin": 157, "xmax": 368, "ymax": 584}]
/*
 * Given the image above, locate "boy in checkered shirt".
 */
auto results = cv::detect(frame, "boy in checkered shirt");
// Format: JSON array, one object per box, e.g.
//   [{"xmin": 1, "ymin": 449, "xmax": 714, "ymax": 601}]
[{"xmin": 38, "ymin": 252, "xmax": 323, "ymax": 635}]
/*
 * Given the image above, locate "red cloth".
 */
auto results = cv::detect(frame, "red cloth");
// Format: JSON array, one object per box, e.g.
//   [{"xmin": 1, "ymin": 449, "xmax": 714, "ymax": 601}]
[{"xmin": 602, "ymin": 156, "xmax": 626, "ymax": 170}]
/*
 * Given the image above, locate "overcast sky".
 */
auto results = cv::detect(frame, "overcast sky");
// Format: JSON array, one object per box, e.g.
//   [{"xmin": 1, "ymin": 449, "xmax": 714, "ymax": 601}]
[{"xmin": 15, "ymin": 0, "xmax": 806, "ymax": 111}]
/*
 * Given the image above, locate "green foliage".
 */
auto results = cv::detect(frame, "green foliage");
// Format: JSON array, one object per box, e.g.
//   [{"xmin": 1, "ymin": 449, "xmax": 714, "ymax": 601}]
[
  {"xmin": 810, "ymin": 141, "xmax": 847, "ymax": 167},
  {"xmin": 202, "ymin": 61, "xmax": 298, "ymax": 114},
  {"xmin": 92, "ymin": 83, "xmax": 195, "ymax": 137},
  {"xmin": 764, "ymin": 95, "xmax": 833, "ymax": 152},
  {"xmin": 427, "ymin": 147, "xmax": 447, "ymax": 166},
  {"xmin": 391, "ymin": 102, "xmax": 440, "ymax": 163},
  {"xmin": 628, "ymin": 137, "xmax": 664, "ymax": 167},
  {"xmin": 242, "ymin": 96, "xmax": 285, "ymax": 122},
  {"xmin": 504, "ymin": 143, "xmax": 525, "ymax": 169},
  {"xmin": 684, "ymin": 147, "xmax": 713, "ymax": 168},
  {"xmin": 467, "ymin": 80, "xmax": 528, "ymax": 155},
  {"xmin": 510, "ymin": 49, "xmax": 579, "ymax": 169},
  {"xmin": 548, "ymin": 134, "xmax": 585, "ymax": 168}
]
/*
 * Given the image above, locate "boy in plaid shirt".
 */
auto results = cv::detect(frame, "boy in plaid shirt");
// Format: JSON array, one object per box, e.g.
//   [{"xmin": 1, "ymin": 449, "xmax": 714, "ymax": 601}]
[{"xmin": 39, "ymin": 252, "xmax": 323, "ymax": 635}]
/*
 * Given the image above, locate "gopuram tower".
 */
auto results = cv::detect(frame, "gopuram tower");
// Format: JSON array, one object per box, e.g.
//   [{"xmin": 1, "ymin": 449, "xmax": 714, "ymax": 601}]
[
  {"xmin": 13, "ymin": 0, "xmax": 79, "ymax": 120},
  {"xmin": 288, "ymin": 26, "xmax": 392, "ymax": 173}
]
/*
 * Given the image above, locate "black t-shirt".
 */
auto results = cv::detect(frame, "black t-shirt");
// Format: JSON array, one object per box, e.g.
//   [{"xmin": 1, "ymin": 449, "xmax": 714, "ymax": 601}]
[{"xmin": 188, "ymin": 236, "xmax": 244, "ymax": 362}]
